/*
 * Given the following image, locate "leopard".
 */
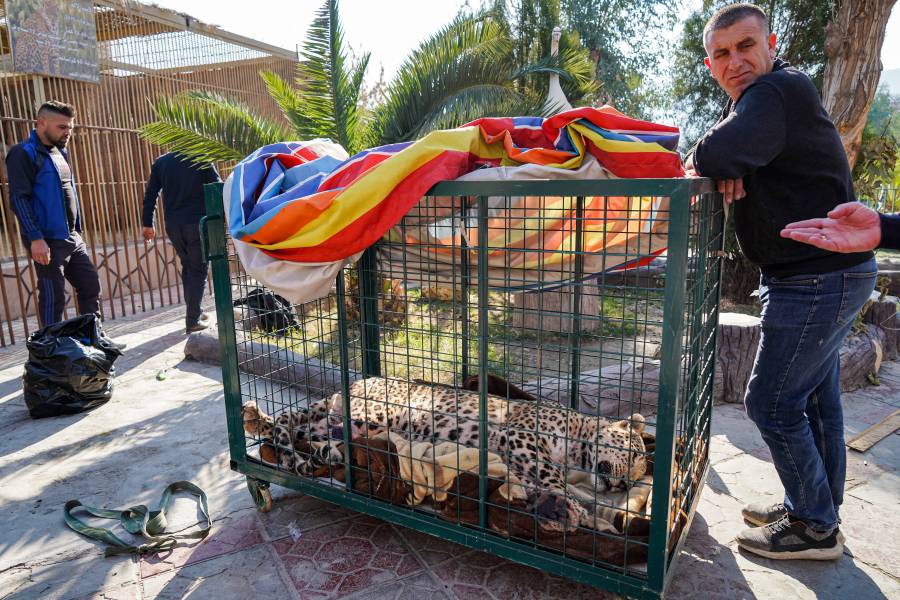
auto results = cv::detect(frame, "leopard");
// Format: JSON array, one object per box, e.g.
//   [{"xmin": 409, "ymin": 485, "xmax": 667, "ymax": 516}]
[{"xmin": 242, "ymin": 377, "xmax": 647, "ymax": 532}]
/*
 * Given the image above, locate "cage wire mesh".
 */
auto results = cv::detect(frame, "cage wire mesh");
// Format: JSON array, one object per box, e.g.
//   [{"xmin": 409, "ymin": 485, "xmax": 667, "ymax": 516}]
[{"xmin": 213, "ymin": 178, "xmax": 723, "ymax": 597}]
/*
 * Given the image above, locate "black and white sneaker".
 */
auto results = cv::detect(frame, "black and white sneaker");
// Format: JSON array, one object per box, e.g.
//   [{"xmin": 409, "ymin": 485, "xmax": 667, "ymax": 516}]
[{"xmin": 736, "ymin": 514, "xmax": 844, "ymax": 561}]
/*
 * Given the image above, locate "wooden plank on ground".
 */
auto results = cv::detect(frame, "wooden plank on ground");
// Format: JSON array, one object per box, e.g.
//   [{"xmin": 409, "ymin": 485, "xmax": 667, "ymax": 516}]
[{"xmin": 847, "ymin": 409, "xmax": 900, "ymax": 452}]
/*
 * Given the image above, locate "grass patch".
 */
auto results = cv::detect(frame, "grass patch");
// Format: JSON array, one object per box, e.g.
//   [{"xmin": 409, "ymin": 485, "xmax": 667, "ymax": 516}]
[
  {"xmin": 248, "ymin": 283, "xmax": 660, "ymax": 384},
  {"xmin": 719, "ymin": 298, "xmax": 761, "ymax": 317}
]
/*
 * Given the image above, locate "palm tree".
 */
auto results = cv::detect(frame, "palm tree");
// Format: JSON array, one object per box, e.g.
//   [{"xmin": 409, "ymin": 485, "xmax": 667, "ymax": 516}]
[{"xmin": 138, "ymin": 0, "xmax": 598, "ymax": 163}]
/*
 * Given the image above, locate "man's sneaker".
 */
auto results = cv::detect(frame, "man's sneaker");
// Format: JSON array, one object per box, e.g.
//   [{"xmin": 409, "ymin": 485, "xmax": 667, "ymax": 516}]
[
  {"xmin": 186, "ymin": 321, "xmax": 210, "ymax": 334},
  {"xmin": 741, "ymin": 501, "xmax": 787, "ymax": 526},
  {"xmin": 198, "ymin": 312, "xmax": 211, "ymax": 322},
  {"xmin": 736, "ymin": 514, "xmax": 844, "ymax": 561},
  {"xmin": 742, "ymin": 502, "xmax": 845, "ymax": 542}
]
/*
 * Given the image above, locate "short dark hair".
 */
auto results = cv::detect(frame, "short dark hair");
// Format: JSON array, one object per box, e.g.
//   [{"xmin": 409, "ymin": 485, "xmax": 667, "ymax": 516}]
[
  {"xmin": 703, "ymin": 3, "xmax": 769, "ymax": 42},
  {"xmin": 37, "ymin": 101, "xmax": 76, "ymax": 119}
]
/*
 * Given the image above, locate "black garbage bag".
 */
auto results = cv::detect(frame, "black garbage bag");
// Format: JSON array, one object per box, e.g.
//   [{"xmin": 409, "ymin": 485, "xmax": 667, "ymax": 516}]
[
  {"xmin": 233, "ymin": 287, "xmax": 298, "ymax": 334},
  {"xmin": 23, "ymin": 313, "xmax": 123, "ymax": 419}
]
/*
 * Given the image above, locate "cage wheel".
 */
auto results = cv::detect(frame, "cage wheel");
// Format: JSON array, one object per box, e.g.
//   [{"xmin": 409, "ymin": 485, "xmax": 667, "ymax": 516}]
[{"xmin": 246, "ymin": 477, "xmax": 273, "ymax": 513}]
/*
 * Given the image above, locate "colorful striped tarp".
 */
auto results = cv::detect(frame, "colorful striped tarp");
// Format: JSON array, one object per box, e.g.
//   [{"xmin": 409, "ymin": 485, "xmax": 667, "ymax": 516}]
[
  {"xmin": 226, "ymin": 106, "xmax": 682, "ymax": 265},
  {"xmin": 380, "ymin": 155, "xmax": 672, "ymax": 291}
]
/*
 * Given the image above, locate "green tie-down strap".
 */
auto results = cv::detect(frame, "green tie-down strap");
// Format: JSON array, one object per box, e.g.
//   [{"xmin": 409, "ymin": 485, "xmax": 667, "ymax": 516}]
[{"xmin": 63, "ymin": 481, "xmax": 211, "ymax": 557}]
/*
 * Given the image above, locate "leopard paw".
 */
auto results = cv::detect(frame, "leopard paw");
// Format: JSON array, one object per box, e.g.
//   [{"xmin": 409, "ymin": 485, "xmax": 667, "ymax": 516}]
[
  {"xmin": 325, "ymin": 442, "xmax": 345, "ymax": 464},
  {"xmin": 534, "ymin": 493, "xmax": 580, "ymax": 533}
]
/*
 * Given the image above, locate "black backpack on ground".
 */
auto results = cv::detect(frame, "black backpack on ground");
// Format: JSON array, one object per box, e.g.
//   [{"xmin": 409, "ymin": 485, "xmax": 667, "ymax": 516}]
[{"xmin": 233, "ymin": 288, "xmax": 298, "ymax": 334}]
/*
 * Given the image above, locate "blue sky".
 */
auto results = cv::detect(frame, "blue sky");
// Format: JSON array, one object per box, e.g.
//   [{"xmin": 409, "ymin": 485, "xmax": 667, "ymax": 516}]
[{"xmin": 155, "ymin": 0, "xmax": 899, "ymax": 88}]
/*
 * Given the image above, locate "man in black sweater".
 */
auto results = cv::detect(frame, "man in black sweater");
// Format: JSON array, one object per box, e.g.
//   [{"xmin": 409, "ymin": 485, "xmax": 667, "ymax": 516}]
[
  {"xmin": 142, "ymin": 152, "xmax": 220, "ymax": 333},
  {"xmin": 688, "ymin": 4, "xmax": 877, "ymax": 561}
]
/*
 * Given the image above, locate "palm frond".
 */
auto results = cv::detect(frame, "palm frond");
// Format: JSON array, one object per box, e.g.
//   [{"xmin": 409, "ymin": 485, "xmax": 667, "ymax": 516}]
[
  {"xmin": 260, "ymin": 70, "xmax": 316, "ymax": 134},
  {"xmin": 371, "ymin": 15, "xmax": 516, "ymax": 144},
  {"xmin": 139, "ymin": 92, "xmax": 290, "ymax": 164},
  {"xmin": 408, "ymin": 84, "xmax": 528, "ymax": 138},
  {"xmin": 510, "ymin": 53, "xmax": 569, "ymax": 81},
  {"xmin": 509, "ymin": 34, "xmax": 599, "ymax": 106},
  {"xmin": 558, "ymin": 30, "xmax": 600, "ymax": 101},
  {"xmin": 338, "ymin": 52, "xmax": 370, "ymax": 152},
  {"xmin": 293, "ymin": 1, "xmax": 338, "ymax": 140},
  {"xmin": 139, "ymin": 122, "xmax": 242, "ymax": 164},
  {"xmin": 295, "ymin": 0, "xmax": 367, "ymax": 152}
]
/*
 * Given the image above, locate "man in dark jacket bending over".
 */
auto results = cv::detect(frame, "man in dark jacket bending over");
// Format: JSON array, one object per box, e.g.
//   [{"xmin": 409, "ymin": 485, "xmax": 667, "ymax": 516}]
[
  {"xmin": 142, "ymin": 153, "xmax": 220, "ymax": 333},
  {"xmin": 687, "ymin": 4, "xmax": 876, "ymax": 560}
]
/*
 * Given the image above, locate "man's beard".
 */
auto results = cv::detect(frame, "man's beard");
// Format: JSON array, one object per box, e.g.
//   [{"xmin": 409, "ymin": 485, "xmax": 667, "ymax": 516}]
[{"xmin": 44, "ymin": 132, "xmax": 70, "ymax": 148}]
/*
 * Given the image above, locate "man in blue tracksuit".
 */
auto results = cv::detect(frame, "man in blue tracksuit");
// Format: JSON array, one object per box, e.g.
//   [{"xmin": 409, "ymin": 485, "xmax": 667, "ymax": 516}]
[
  {"xmin": 142, "ymin": 152, "xmax": 220, "ymax": 333},
  {"xmin": 6, "ymin": 101, "xmax": 104, "ymax": 329}
]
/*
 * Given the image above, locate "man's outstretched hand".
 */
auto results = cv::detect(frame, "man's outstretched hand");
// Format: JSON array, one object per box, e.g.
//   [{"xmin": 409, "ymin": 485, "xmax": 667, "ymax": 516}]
[{"xmin": 780, "ymin": 202, "xmax": 881, "ymax": 253}]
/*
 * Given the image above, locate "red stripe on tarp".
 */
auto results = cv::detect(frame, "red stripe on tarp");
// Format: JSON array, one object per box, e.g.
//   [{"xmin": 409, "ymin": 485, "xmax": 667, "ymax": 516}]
[
  {"xmin": 263, "ymin": 151, "xmax": 500, "ymax": 262},
  {"xmin": 472, "ymin": 117, "xmax": 554, "ymax": 149},
  {"xmin": 543, "ymin": 106, "xmax": 680, "ymax": 137},
  {"xmin": 319, "ymin": 151, "xmax": 395, "ymax": 192},
  {"xmin": 292, "ymin": 146, "xmax": 322, "ymax": 162},
  {"xmin": 583, "ymin": 139, "xmax": 684, "ymax": 179}
]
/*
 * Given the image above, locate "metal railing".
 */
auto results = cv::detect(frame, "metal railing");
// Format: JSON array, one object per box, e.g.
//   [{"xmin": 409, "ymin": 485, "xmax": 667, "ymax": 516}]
[
  {"xmin": 859, "ymin": 187, "xmax": 899, "ymax": 214},
  {"xmin": 0, "ymin": 0, "xmax": 296, "ymax": 344}
]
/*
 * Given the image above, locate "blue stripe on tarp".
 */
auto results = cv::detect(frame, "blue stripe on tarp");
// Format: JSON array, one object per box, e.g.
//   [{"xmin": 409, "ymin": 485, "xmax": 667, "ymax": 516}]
[
  {"xmin": 246, "ymin": 156, "xmax": 344, "ymax": 224},
  {"xmin": 511, "ymin": 116, "xmax": 543, "ymax": 128}
]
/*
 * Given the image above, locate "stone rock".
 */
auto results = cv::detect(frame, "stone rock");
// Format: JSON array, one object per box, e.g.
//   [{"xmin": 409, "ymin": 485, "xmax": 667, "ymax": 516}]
[
  {"xmin": 512, "ymin": 284, "xmax": 599, "ymax": 334},
  {"xmin": 862, "ymin": 292, "xmax": 899, "ymax": 360},
  {"xmin": 184, "ymin": 328, "xmax": 360, "ymax": 394},
  {"xmin": 877, "ymin": 269, "xmax": 900, "ymax": 297},
  {"xmin": 714, "ymin": 313, "xmax": 761, "ymax": 404},
  {"xmin": 839, "ymin": 324, "xmax": 885, "ymax": 392},
  {"xmin": 521, "ymin": 361, "xmax": 661, "ymax": 416}
]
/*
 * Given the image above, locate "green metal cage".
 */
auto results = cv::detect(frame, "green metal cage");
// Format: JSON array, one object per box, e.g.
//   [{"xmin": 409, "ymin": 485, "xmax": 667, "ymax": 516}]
[{"xmin": 202, "ymin": 177, "xmax": 723, "ymax": 599}]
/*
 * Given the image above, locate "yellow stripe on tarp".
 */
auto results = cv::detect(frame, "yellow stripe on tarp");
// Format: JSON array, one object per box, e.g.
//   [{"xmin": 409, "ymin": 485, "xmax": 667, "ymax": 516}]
[
  {"xmin": 256, "ymin": 127, "xmax": 507, "ymax": 251},
  {"xmin": 569, "ymin": 123, "xmax": 680, "ymax": 155},
  {"xmin": 484, "ymin": 196, "xmax": 575, "ymax": 248},
  {"xmin": 496, "ymin": 122, "xmax": 588, "ymax": 169},
  {"xmin": 515, "ymin": 196, "xmax": 660, "ymax": 269},
  {"xmin": 520, "ymin": 233, "xmax": 576, "ymax": 269}
]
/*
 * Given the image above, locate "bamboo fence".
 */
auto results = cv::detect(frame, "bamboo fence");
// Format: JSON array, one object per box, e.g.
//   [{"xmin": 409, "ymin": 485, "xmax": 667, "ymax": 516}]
[{"xmin": 0, "ymin": 0, "xmax": 297, "ymax": 345}]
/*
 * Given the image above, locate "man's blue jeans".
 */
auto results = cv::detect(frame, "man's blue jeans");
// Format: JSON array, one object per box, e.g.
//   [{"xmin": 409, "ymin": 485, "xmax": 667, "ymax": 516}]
[{"xmin": 744, "ymin": 257, "xmax": 877, "ymax": 531}]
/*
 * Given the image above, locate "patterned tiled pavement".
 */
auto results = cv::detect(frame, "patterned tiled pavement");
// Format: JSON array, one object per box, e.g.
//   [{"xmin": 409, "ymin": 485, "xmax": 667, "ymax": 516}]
[
  {"xmin": 0, "ymin": 301, "xmax": 897, "ymax": 599},
  {"xmin": 133, "ymin": 496, "xmax": 615, "ymax": 600}
]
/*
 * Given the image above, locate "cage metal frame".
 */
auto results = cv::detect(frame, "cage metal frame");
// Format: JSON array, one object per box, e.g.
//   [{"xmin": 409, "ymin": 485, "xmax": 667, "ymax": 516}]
[{"xmin": 202, "ymin": 176, "xmax": 722, "ymax": 600}]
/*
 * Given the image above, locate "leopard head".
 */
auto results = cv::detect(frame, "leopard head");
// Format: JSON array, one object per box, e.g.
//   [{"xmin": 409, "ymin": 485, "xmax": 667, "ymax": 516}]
[{"xmin": 593, "ymin": 413, "xmax": 647, "ymax": 490}]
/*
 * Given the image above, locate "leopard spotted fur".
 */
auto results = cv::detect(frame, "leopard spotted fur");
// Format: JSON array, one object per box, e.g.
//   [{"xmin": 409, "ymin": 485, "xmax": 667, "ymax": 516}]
[{"xmin": 242, "ymin": 377, "xmax": 647, "ymax": 531}]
